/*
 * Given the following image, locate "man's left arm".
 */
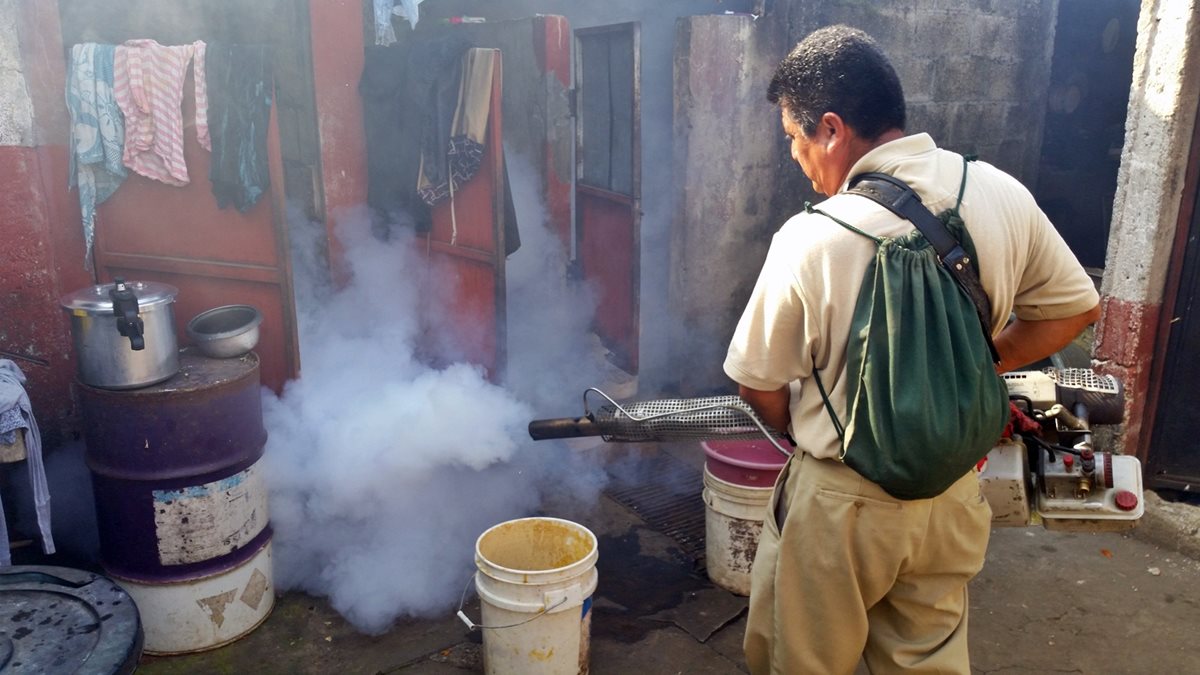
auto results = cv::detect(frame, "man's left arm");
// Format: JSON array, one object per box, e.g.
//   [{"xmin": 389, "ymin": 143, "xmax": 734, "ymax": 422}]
[
  {"xmin": 738, "ymin": 384, "xmax": 791, "ymax": 434},
  {"xmin": 993, "ymin": 303, "xmax": 1101, "ymax": 374}
]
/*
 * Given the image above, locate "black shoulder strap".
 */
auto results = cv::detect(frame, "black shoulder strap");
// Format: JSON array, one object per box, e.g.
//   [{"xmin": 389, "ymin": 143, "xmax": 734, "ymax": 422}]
[{"xmin": 846, "ymin": 171, "xmax": 1001, "ymax": 364}]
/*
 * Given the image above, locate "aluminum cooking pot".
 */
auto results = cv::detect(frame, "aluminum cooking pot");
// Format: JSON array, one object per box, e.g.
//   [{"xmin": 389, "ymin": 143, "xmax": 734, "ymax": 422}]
[{"xmin": 60, "ymin": 278, "xmax": 180, "ymax": 389}]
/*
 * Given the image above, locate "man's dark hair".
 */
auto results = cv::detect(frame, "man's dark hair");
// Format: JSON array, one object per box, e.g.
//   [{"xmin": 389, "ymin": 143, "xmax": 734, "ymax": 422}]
[{"xmin": 767, "ymin": 25, "xmax": 906, "ymax": 140}]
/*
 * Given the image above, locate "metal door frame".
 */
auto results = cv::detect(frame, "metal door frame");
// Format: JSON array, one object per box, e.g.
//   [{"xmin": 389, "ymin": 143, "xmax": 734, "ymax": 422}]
[
  {"xmin": 1144, "ymin": 97, "xmax": 1200, "ymax": 488},
  {"xmin": 573, "ymin": 21, "xmax": 641, "ymax": 373}
]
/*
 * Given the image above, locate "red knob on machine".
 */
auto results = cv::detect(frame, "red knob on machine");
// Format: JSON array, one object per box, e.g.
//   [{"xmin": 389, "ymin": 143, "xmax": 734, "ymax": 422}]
[
  {"xmin": 1063, "ymin": 454, "xmax": 1074, "ymax": 470},
  {"xmin": 1114, "ymin": 490, "xmax": 1139, "ymax": 512}
]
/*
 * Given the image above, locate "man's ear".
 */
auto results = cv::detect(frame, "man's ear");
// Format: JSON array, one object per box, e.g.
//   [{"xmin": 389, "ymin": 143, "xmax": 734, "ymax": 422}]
[{"xmin": 820, "ymin": 111, "xmax": 848, "ymax": 152}]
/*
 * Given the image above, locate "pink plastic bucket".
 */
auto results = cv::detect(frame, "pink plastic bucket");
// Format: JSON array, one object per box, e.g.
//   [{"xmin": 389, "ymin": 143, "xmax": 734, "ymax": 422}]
[{"xmin": 702, "ymin": 439, "xmax": 789, "ymax": 488}]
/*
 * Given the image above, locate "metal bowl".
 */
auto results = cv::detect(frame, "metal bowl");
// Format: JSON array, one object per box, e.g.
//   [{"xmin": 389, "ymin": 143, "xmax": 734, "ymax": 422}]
[{"xmin": 186, "ymin": 305, "xmax": 263, "ymax": 358}]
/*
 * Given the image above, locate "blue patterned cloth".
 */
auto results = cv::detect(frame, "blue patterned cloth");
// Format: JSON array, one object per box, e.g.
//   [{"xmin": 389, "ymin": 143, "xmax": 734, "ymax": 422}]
[
  {"xmin": 374, "ymin": 0, "xmax": 423, "ymax": 44},
  {"xmin": 374, "ymin": 0, "xmax": 398, "ymax": 45},
  {"xmin": 67, "ymin": 43, "xmax": 126, "ymax": 270},
  {"xmin": 0, "ymin": 406, "xmax": 23, "ymax": 445},
  {"xmin": 0, "ymin": 360, "xmax": 54, "ymax": 566}
]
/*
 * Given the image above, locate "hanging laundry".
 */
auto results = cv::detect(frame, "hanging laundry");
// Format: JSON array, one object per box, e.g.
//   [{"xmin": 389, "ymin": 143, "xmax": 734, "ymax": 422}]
[
  {"xmin": 66, "ymin": 43, "xmax": 125, "ymax": 270},
  {"xmin": 194, "ymin": 41, "xmax": 210, "ymax": 151},
  {"xmin": 417, "ymin": 48, "xmax": 496, "ymax": 206},
  {"xmin": 113, "ymin": 39, "xmax": 209, "ymax": 186},
  {"xmin": 0, "ymin": 360, "xmax": 54, "ymax": 567},
  {"xmin": 374, "ymin": 0, "xmax": 425, "ymax": 45},
  {"xmin": 374, "ymin": 0, "xmax": 398, "ymax": 45},
  {"xmin": 394, "ymin": 0, "xmax": 425, "ymax": 30},
  {"xmin": 206, "ymin": 44, "xmax": 271, "ymax": 212},
  {"xmin": 361, "ymin": 35, "xmax": 470, "ymax": 232},
  {"xmin": 360, "ymin": 41, "xmax": 411, "ymax": 223}
]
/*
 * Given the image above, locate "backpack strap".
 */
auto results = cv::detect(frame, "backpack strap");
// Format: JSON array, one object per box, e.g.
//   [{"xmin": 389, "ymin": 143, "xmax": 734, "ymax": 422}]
[
  {"xmin": 846, "ymin": 161, "xmax": 1001, "ymax": 364},
  {"xmin": 812, "ymin": 368, "xmax": 847, "ymax": 460}
]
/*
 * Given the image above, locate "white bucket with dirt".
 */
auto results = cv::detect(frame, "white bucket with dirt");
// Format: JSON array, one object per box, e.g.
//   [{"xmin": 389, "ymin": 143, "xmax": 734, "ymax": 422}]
[
  {"xmin": 471, "ymin": 517, "xmax": 598, "ymax": 675},
  {"xmin": 702, "ymin": 465, "xmax": 774, "ymax": 596}
]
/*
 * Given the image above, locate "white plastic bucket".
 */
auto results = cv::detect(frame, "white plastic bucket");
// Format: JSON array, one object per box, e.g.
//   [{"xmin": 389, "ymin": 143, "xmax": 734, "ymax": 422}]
[
  {"xmin": 703, "ymin": 465, "xmax": 773, "ymax": 596},
  {"xmin": 474, "ymin": 517, "xmax": 599, "ymax": 675}
]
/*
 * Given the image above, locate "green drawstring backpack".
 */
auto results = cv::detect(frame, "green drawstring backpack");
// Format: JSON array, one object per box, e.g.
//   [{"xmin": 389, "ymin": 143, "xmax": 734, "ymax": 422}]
[{"xmin": 808, "ymin": 158, "xmax": 1010, "ymax": 500}]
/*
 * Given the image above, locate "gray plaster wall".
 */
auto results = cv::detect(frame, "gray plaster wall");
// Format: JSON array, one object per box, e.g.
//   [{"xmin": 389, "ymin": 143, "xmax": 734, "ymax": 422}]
[
  {"xmin": 670, "ymin": 0, "xmax": 1061, "ymax": 393},
  {"xmin": 1091, "ymin": 0, "xmax": 1200, "ymax": 458},
  {"xmin": 670, "ymin": 15, "xmax": 787, "ymax": 394},
  {"xmin": 0, "ymin": 0, "xmax": 35, "ymax": 148},
  {"xmin": 1102, "ymin": 0, "xmax": 1200, "ymax": 305}
]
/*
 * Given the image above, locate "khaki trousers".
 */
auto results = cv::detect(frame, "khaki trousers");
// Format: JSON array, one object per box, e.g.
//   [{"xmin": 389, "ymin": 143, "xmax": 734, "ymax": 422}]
[{"xmin": 744, "ymin": 452, "xmax": 992, "ymax": 674}]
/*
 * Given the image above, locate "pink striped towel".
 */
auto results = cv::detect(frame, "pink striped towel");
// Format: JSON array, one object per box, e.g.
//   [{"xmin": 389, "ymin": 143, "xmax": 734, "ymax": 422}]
[{"xmin": 113, "ymin": 39, "xmax": 209, "ymax": 186}]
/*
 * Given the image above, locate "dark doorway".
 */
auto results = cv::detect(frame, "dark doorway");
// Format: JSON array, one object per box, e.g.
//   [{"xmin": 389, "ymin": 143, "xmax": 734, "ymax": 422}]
[
  {"xmin": 1034, "ymin": 0, "xmax": 1139, "ymax": 270},
  {"xmin": 1147, "ymin": 114, "xmax": 1200, "ymax": 490}
]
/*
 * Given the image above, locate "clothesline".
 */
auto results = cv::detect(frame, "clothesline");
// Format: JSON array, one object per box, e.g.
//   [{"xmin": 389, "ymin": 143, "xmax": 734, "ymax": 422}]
[{"xmin": 66, "ymin": 39, "xmax": 272, "ymax": 269}]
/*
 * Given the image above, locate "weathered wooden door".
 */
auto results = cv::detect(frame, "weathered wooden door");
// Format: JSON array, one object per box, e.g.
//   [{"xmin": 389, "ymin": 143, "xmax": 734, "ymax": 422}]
[
  {"xmin": 93, "ymin": 74, "xmax": 299, "ymax": 392},
  {"xmin": 574, "ymin": 23, "xmax": 641, "ymax": 374},
  {"xmin": 421, "ymin": 49, "xmax": 508, "ymax": 381}
]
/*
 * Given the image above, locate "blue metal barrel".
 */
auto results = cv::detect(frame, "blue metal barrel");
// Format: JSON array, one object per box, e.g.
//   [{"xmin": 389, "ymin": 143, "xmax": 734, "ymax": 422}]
[{"xmin": 80, "ymin": 350, "xmax": 270, "ymax": 582}]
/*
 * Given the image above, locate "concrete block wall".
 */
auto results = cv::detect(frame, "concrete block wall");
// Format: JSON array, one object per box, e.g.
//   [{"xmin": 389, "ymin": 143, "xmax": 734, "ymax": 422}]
[
  {"xmin": 787, "ymin": 0, "xmax": 1058, "ymax": 184},
  {"xmin": 669, "ymin": 14, "xmax": 786, "ymax": 394},
  {"xmin": 1095, "ymin": 0, "xmax": 1200, "ymax": 457}
]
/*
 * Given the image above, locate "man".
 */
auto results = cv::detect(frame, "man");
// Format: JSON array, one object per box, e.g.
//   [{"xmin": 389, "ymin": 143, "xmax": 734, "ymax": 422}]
[{"xmin": 724, "ymin": 26, "xmax": 1101, "ymax": 674}]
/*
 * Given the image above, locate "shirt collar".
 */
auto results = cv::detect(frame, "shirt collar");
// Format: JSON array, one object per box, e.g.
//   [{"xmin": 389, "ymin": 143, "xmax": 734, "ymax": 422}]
[{"xmin": 839, "ymin": 133, "xmax": 937, "ymax": 193}]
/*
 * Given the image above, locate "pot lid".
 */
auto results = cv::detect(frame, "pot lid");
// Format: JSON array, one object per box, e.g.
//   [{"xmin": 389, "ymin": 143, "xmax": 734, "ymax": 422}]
[
  {"xmin": 0, "ymin": 565, "xmax": 143, "ymax": 674},
  {"xmin": 60, "ymin": 280, "xmax": 178, "ymax": 313}
]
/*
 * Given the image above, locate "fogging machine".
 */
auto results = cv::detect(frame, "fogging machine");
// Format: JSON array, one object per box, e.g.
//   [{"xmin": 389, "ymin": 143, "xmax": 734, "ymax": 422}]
[{"xmin": 529, "ymin": 368, "xmax": 1143, "ymax": 530}]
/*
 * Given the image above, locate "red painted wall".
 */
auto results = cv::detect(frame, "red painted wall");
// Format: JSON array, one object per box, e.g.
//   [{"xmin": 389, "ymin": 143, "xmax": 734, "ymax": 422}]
[
  {"xmin": 308, "ymin": 0, "xmax": 370, "ymax": 285},
  {"xmin": 534, "ymin": 15, "xmax": 573, "ymax": 250},
  {"xmin": 0, "ymin": 0, "xmax": 90, "ymax": 444},
  {"xmin": 1094, "ymin": 297, "xmax": 1160, "ymax": 461},
  {"xmin": 0, "ymin": 147, "xmax": 85, "ymax": 445}
]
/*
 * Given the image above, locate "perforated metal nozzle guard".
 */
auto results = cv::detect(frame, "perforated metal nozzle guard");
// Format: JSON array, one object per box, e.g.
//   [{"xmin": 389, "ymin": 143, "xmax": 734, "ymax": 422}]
[{"xmin": 527, "ymin": 389, "xmax": 793, "ymax": 457}]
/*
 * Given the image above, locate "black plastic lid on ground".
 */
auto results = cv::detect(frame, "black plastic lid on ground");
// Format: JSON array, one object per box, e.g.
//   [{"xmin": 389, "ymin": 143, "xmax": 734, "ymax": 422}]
[{"xmin": 0, "ymin": 565, "xmax": 142, "ymax": 674}]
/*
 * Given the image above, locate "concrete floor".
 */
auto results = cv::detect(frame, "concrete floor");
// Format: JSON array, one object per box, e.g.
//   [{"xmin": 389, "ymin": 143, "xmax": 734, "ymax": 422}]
[{"xmin": 137, "ymin": 448, "xmax": 1200, "ymax": 675}]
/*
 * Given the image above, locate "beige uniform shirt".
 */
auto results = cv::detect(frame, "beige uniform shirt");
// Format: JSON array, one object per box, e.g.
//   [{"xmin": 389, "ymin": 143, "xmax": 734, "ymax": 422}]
[{"xmin": 724, "ymin": 133, "xmax": 1099, "ymax": 459}]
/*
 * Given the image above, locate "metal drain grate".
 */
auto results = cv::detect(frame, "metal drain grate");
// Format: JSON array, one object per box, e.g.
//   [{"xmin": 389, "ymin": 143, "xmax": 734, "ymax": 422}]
[{"xmin": 605, "ymin": 451, "xmax": 707, "ymax": 562}]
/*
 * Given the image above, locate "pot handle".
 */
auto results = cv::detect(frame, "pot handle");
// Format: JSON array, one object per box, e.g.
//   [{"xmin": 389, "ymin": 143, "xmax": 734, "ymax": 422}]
[{"xmin": 109, "ymin": 278, "xmax": 145, "ymax": 351}]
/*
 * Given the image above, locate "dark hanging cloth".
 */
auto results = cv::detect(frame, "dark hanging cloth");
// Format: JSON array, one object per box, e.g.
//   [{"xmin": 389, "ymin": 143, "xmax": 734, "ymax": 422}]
[
  {"xmin": 360, "ymin": 35, "xmax": 470, "ymax": 232},
  {"xmin": 417, "ymin": 48, "xmax": 493, "ymax": 206},
  {"xmin": 501, "ymin": 153, "xmax": 521, "ymax": 256},
  {"xmin": 361, "ymin": 40, "xmax": 420, "ymax": 228},
  {"xmin": 207, "ymin": 44, "xmax": 272, "ymax": 212},
  {"xmin": 359, "ymin": 36, "xmax": 519, "ymax": 254}
]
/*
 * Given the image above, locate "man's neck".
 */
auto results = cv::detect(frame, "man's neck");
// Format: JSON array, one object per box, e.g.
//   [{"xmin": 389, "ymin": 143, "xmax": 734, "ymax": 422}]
[
  {"xmin": 833, "ymin": 128, "xmax": 906, "ymax": 192},
  {"xmin": 850, "ymin": 128, "xmax": 905, "ymax": 164}
]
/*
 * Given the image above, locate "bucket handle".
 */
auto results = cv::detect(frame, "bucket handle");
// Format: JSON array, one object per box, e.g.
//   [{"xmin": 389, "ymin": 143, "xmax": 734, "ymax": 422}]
[{"xmin": 455, "ymin": 573, "xmax": 568, "ymax": 631}]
